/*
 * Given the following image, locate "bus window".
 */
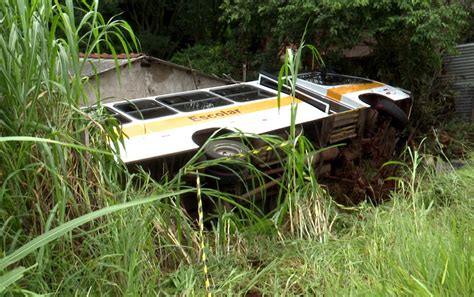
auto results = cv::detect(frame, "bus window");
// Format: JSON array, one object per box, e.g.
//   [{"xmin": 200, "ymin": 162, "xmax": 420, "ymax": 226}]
[
  {"xmin": 210, "ymin": 85, "xmax": 274, "ymax": 102},
  {"xmin": 157, "ymin": 91, "xmax": 232, "ymax": 112},
  {"xmin": 114, "ymin": 99, "xmax": 176, "ymax": 120}
]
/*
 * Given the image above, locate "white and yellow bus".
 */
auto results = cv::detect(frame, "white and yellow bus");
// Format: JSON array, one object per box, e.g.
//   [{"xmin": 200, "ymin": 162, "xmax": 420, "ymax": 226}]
[{"xmin": 97, "ymin": 72, "xmax": 410, "ymax": 178}]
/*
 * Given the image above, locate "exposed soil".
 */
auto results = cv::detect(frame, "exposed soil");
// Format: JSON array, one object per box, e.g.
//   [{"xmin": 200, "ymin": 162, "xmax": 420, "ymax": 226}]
[
  {"xmin": 318, "ymin": 119, "xmax": 402, "ymax": 206},
  {"xmin": 319, "ymin": 162, "xmax": 398, "ymax": 206}
]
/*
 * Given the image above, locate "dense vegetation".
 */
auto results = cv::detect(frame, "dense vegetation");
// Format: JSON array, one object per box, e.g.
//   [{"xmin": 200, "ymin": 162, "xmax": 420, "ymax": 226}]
[{"xmin": 0, "ymin": 0, "xmax": 473, "ymax": 295}]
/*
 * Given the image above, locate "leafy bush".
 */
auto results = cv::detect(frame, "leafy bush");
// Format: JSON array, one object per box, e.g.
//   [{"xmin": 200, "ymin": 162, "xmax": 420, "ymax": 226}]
[{"xmin": 171, "ymin": 43, "xmax": 237, "ymax": 78}]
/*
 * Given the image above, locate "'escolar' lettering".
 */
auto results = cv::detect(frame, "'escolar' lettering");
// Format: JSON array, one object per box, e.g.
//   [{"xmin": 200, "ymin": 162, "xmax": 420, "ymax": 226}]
[{"xmin": 189, "ymin": 109, "xmax": 241, "ymax": 122}]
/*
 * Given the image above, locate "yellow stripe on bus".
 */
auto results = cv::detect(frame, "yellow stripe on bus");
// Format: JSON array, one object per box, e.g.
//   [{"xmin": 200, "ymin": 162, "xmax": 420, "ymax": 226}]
[
  {"xmin": 121, "ymin": 96, "xmax": 299, "ymax": 138},
  {"xmin": 326, "ymin": 82, "xmax": 384, "ymax": 101}
]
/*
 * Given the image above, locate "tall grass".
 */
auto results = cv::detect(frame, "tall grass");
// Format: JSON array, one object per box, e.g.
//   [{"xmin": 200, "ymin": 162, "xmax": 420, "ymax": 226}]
[
  {"xmin": 0, "ymin": 0, "xmax": 149, "ymax": 294},
  {"xmin": 0, "ymin": 0, "xmax": 130, "ymax": 226},
  {"xmin": 160, "ymin": 155, "xmax": 473, "ymax": 296},
  {"xmin": 273, "ymin": 33, "xmax": 331, "ymax": 241}
]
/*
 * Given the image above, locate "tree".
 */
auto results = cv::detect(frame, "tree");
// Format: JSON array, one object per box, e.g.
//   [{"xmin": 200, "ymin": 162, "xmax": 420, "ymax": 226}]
[{"xmin": 99, "ymin": 0, "xmax": 226, "ymax": 58}]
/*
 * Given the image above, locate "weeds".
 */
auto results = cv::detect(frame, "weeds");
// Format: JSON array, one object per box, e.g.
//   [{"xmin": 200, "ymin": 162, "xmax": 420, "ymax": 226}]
[{"xmin": 199, "ymin": 160, "xmax": 472, "ymax": 296}]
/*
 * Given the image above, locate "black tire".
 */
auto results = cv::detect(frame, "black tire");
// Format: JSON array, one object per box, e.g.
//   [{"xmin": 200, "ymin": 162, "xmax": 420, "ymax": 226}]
[
  {"xmin": 374, "ymin": 98, "xmax": 408, "ymax": 128},
  {"xmin": 204, "ymin": 140, "xmax": 250, "ymax": 185}
]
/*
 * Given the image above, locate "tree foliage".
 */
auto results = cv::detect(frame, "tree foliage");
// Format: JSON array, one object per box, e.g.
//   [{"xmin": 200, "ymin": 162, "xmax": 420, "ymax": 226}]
[
  {"xmin": 171, "ymin": 44, "xmax": 236, "ymax": 77},
  {"xmin": 220, "ymin": 0, "xmax": 467, "ymax": 82},
  {"xmin": 99, "ymin": 0, "xmax": 225, "ymax": 58}
]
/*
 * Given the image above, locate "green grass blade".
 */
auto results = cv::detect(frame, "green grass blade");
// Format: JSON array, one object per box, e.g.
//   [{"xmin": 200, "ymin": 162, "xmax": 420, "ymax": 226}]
[
  {"xmin": 0, "ymin": 136, "xmax": 114, "ymax": 156},
  {"xmin": 0, "ymin": 266, "xmax": 27, "ymax": 293}
]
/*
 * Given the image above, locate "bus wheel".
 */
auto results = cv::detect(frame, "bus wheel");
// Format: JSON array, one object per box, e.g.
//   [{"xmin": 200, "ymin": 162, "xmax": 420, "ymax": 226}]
[{"xmin": 204, "ymin": 139, "xmax": 250, "ymax": 185}]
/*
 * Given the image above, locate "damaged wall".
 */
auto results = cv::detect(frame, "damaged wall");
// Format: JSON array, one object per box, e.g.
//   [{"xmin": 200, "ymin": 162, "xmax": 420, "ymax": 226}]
[{"xmin": 83, "ymin": 55, "xmax": 229, "ymax": 105}]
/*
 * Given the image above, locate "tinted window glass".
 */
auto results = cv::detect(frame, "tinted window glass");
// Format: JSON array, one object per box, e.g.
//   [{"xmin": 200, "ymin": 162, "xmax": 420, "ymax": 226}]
[
  {"xmin": 114, "ymin": 99, "xmax": 176, "ymax": 120},
  {"xmin": 105, "ymin": 107, "xmax": 132, "ymax": 124},
  {"xmin": 210, "ymin": 85, "xmax": 274, "ymax": 102},
  {"xmin": 157, "ymin": 91, "xmax": 232, "ymax": 112}
]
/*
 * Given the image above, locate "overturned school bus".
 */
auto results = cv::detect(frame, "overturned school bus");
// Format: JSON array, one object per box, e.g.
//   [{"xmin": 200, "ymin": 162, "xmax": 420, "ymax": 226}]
[{"xmin": 99, "ymin": 72, "xmax": 410, "ymax": 184}]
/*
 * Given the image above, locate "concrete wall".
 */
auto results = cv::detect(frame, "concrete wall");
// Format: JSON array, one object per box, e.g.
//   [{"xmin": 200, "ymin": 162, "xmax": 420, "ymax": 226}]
[{"xmin": 85, "ymin": 57, "xmax": 229, "ymax": 104}]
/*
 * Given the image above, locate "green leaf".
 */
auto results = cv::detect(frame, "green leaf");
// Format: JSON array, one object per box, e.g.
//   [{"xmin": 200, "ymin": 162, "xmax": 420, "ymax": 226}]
[{"xmin": 0, "ymin": 266, "xmax": 27, "ymax": 293}]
